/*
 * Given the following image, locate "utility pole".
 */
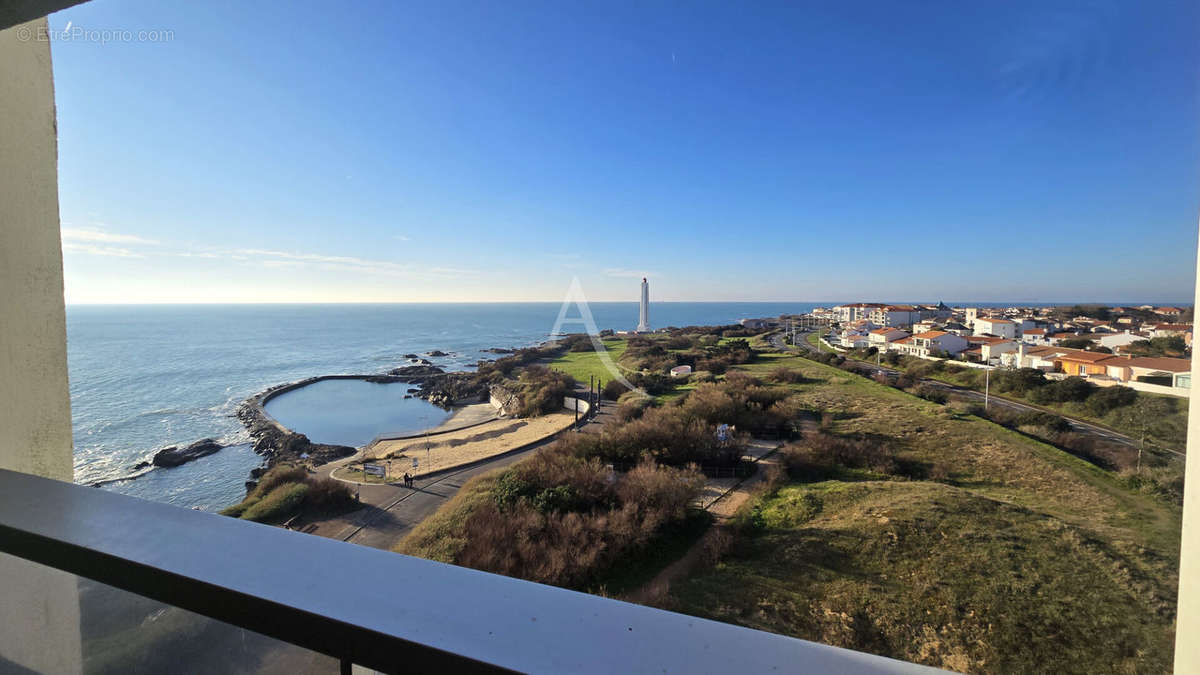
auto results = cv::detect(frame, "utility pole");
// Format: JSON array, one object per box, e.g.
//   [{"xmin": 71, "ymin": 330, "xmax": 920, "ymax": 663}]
[{"xmin": 984, "ymin": 368, "xmax": 990, "ymax": 411}]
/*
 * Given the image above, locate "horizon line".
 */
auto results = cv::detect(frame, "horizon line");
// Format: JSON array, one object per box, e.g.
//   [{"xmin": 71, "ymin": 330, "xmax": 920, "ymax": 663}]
[{"xmin": 63, "ymin": 299, "xmax": 1194, "ymax": 307}]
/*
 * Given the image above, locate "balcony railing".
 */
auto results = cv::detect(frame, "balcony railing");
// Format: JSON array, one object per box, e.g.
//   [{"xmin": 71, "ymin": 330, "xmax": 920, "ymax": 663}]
[{"xmin": 0, "ymin": 468, "xmax": 940, "ymax": 674}]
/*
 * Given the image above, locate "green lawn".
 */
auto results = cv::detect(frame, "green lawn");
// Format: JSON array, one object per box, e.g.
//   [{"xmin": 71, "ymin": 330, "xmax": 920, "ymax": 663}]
[
  {"xmin": 806, "ymin": 331, "xmax": 838, "ymax": 353},
  {"xmin": 549, "ymin": 338, "xmax": 629, "ymax": 385}
]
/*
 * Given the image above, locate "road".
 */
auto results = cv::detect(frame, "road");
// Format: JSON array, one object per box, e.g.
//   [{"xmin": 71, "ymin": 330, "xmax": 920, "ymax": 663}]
[{"xmin": 769, "ymin": 331, "xmax": 1184, "ymax": 458}]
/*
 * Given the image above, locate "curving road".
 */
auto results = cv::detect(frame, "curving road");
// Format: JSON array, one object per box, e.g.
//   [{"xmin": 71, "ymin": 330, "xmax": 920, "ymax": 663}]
[{"xmin": 769, "ymin": 331, "xmax": 1184, "ymax": 458}]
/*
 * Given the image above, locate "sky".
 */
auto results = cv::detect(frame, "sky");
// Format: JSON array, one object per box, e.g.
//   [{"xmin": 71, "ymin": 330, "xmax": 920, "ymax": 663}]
[{"xmin": 49, "ymin": 0, "xmax": 1200, "ymax": 304}]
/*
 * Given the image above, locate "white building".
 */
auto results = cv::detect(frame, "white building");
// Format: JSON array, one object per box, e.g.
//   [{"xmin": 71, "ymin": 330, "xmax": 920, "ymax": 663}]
[
  {"xmin": 973, "ymin": 317, "xmax": 1017, "ymax": 339},
  {"xmin": 868, "ymin": 327, "xmax": 909, "ymax": 348},
  {"xmin": 868, "ymin": 305, "xmax": 921, "ymax": 328},
  {"xmin": 833, "ymin": 303, "xmax": 886, "ymax": 323},
  {"xmin": 1098, "ymin": 330, "xmax": 1146, "ymax": 351},
  {"xmin": 896, "ymin": 330, "xmax": 969, "ymax": 357},
  {"xmin": 980, "ymin": 340, "xmax": 1019, "ymax": 364}
]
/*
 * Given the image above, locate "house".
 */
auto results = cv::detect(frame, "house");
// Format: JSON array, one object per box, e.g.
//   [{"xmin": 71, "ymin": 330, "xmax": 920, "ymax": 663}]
[
  {"xmin": 738, "ymin": 318, "xmax": 772, "ymax": 330},
  {"xmin": 868, "ymin": 327, "xmax": 909, "ymax": 348},
  {"xmin": 1151, "ymin": 323, "xmax": 1193, "ymax": 346},
  {"xmin": 1045, "ymin": 332, "xmax": 1083, "ymax": 346},
  {"xmin": 833, "ymin": 303, "xmax": 887, "ymax": 323},
  {"xmin": 981, "ymin": 339, "xmax": 1019, "ymax": 364},
  {"xmin": 973, "ymin": 317, "xmax": 1017, "ymax": 339},
  {"xmin": 1054, "ymin": 350, "xmax": 1119, "ymax": 377},
  {"xmin": 1097, "ymin": 330, "xmax": 1147, "ymax": 351},
  {"xmin": 839, "ymin": 333, "xmax": 870, "ymax": 349},
  {"xmin": 941, "ymin": 321, "xmax": 972, "ymax": 336},
  {"xmin": 904, "ymin": 330, "xmax": 969, "ymax": 357},
  {"xmin": 868, "ymin": 305, "xmax": 921, "ymax": 328},
  {"xmin": 1125, "ymin": 356, "xmax": 1191, "ymax": 389},
  {"xmin": 1015, "ymin": 345, "xmax": 1071, "ymax": 371},
  {"xmin": 1155, "ymin": 307, "xmax": 1185, "ymax": 319},
  {"xmin": 1021, "ymin": 328, "xmax": 1048, "ymax": 345}
]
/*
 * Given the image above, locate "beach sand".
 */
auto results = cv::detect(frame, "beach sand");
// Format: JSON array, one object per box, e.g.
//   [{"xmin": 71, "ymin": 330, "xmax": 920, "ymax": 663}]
[{"xmin": 345, "ymin": 411, "xmax": 576, "ymax": 479}]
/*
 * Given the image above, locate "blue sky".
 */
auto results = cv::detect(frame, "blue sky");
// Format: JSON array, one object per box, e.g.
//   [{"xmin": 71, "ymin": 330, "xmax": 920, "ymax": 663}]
[{"xmin": 51, "ymin": 0, "xmax": 1199, "ymax": 303}]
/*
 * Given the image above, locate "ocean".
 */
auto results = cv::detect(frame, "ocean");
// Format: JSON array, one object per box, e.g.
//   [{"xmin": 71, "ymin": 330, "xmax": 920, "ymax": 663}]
[{"xmin": 68, "ymin": 302, "xmax": 823, "ymax": 510}]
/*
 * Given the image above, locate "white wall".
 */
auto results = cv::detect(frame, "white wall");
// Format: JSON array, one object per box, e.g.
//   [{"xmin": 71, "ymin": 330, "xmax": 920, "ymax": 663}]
[
  {"xmin": 1177, "ymin": 221, "xmax": 1200, "ymax": 672},
  {"xmin": 0, "ymin": 18, "xmax": 72, "ymax": 481},
  {"xmin": 0, "ymin": 19, "xmax": 82, "ymax": 674}
]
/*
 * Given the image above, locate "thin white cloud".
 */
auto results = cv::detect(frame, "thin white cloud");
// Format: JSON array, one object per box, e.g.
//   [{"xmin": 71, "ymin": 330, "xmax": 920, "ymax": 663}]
[
  {"xmin": 62, "ymin": 227, "xmax": 158, "ymax": 246},
  {"xmin": 428, "ymin": 266, "xmax": 479, "ymax": 276},
  {"xmin": 394, "ymin": 234, "xmax": 411, "ymax": 241},
  {"xmin": 233, "ymin": 248, "xmax": 477, "ymax": 279},
  {"xmin": 63, "ymin": 242, "xmax": 144, "ymax": 258},
  {"xmin": 604, "ymin": 268, "xmax": 653, "ymax": 278}
]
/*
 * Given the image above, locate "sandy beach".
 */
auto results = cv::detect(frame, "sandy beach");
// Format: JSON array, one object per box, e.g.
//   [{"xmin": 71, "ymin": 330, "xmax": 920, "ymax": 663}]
[{"xmin": 334, "ymin": 411, "xmax": 577, "ymax": 480}]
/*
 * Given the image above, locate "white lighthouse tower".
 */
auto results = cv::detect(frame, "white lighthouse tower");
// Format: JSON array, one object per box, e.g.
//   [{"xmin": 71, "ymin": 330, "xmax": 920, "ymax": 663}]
[{"xmin": 636, "ymin": 277, "xmax": 651, "ymax": 333}]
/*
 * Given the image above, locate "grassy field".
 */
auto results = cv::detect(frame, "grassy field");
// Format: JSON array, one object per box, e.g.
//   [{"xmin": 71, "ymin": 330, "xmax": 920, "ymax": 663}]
[
  {"xmin": 919, "ymin": 362, "xmax": 1189, "ymax": 453},
  {"xmin": 662, "ymin": 351, "xmax": 1181, "ymax": 673},
  {"xmin": 806, "ymin": 331, "xmax": 838, "ymax": 353},
  {"xmin": 549, "ymin": 338, "xmax": 628, "ymax": 385}
]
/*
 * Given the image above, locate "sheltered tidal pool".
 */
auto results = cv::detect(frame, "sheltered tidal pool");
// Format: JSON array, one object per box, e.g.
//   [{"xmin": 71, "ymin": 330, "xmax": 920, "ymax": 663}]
[{"xmin": 263, "ymin": 379, "xmax": 452, "ymax": 448}]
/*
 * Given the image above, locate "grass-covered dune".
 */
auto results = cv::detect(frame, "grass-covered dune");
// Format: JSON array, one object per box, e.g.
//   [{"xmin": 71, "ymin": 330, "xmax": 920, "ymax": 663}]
[
  {"xmin": 662, "ymin": 349, "xmax": 1180, "ymax": 673},
  {"xmin": 399, "ymin": 334, "xmax": 1181, "ymax": 673},
  {"xmin": 669, "ymin": 480, "xmax": 1172, "ymax": 674}
]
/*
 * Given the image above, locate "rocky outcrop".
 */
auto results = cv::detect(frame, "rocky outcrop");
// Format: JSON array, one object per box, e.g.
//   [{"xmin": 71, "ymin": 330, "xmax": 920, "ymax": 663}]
[
  {"xmin": 388, "ymin": 364, "xmax": 445, "ymax": 379},
  {"xmin": 236, "ymin": 399, "xmax": 356, "ymax": 469},
  {"xmin": 421, "ymin": 371, "xmax": 488, "ymax": 408},
  {"xmin": 152, "ymin": 438, "xmax": 224, "ymax": 467},
  {"xmin": 481, "ymin": 347, "xmax": 514, "ymax": 354},
  {"xmin": 425, "ymin": 350, "xmax": 451, "ymax": 357},
  {"xmin": 364, "ymin": 374, "xmax": 406, "ymax": 383}
]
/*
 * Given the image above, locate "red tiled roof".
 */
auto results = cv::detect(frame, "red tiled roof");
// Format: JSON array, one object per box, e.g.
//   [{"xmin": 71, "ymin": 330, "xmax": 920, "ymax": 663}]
[
  {"xmin": 1054, "ymin": 351, "xmax": 1118, "ymax": 364},
  {"xmin": 912, "ymin": 330, "xmax": 949, "ymax": 339},
  {"xmin": 1125, "ymin": 357, "xmax": 1191, "ymax": 373}
]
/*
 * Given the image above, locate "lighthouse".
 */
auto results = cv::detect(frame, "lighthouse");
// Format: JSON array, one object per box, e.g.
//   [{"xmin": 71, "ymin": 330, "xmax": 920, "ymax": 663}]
[{"xmin": 637, "ymin": 277, "xmax": 651, "ymax": 333}]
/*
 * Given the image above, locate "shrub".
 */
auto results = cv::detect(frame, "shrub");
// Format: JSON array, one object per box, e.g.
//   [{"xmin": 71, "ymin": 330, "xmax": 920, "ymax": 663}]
[
  {"xmin": 781, "ymin": 432, "xmax": 897, "ymax": 480},
  {"xmin": 513, "ymin": 365, "xmax": 575, "ymax": 417},
  {"xmin": 913, "ymin": 383, "xmax": 948, "ymax": 404},
  {"xmin": 1015, "ymin": 410, "xmax": 1071, "ymax": 433},
  {"xmin": 616, "ymin": 393, "xmax": 655, "ymax": 422},
  {"xmin": 602, "ymin": 379, "xmax": 629, "ymax": 401},
  {"xmin": 1085, "ymin": 385, "xmax": 1137, "ymax": 417},
  {"xmin": 450, "ymin": 457, "xmax": 705, "ymax": 588},
  {"xmin": 766, "ymin": 367, "xmax": 806, "ymax": 384},
  {"xmin": 992, "ymin": 368, "xmax": 1047, "ymax": 395},
  {"xmin": 1030, "ymin": 377, "xmax": 1095, "ymax": 404},
  {"xmin": 304, "ymin": 476, "xmax": 355, "ymax": 510},
  {"xmin": 241, "ymin": 482, "xmax": 309, "ymax": 522}
]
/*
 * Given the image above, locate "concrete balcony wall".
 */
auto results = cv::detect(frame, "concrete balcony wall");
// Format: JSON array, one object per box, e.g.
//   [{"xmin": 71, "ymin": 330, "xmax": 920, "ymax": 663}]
[{"xmin": 0, "ymin": 19, "xmax": 82, "ymax": 673}]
